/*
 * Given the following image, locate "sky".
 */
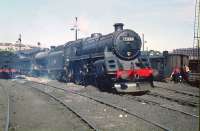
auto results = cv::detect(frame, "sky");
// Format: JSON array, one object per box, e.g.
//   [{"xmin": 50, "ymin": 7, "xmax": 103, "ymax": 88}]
[{"xmin": 0, "ymin": 0, "xmax": 196, "ymax": 51}]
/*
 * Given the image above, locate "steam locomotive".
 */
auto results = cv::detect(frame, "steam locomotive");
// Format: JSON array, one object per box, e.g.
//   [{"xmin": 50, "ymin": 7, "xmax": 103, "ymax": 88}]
[
  {"xmin": 46, "ymin": 23, "xmax": 154, "ymax": 92},
  {"xmin": 12, "ymin": 23, "xmax": 154, "ymax": 92}
]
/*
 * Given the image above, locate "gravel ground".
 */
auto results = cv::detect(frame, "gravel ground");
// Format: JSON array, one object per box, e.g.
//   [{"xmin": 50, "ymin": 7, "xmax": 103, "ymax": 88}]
[
  {"xmin": 0, "ymin": 79, "xmax": 93, "ymax": 131},
  {"xmin": 0, "ymin": 84, "xmax": 8, "ymax": 131},
  {"xmin": 34, "ymin": 78, "xmax": 199, "ymax": 131},
  {"xmin": 81, "ymin": 89, "xmax": 199, "ymax": 131},
  {"xmin": 150, "ymin": 88, "xmax": 199, "ymax": 105},
  {"xmin": 136, "ymin": 94, "xmax": 199, "ymax": 116},
  {"xmin": 24, "ymin": 80, "xmax": 164, "ymax": 131},
  {"xmin": 154, "ymin": 82, "xmax": 199, "ymax": 96}
]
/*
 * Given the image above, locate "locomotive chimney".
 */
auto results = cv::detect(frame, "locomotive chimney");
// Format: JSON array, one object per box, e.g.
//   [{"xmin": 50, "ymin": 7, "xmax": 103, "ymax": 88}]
[
  {"xmin": 114, "ymin": 23, "xmax": 124, "ymax": 31},
  {"xmin": 163, "ymin": 51, "xmax": 168, "ymax": 57},
  {"xmin": 50, "ymin": 46, "xmax": 56, "ymax": 50}
]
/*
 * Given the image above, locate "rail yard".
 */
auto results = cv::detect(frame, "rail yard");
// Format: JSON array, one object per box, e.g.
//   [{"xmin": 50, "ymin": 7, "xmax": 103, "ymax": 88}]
[
  {"xmin": 0, "ymin": 1, "xmax": 200, "ymax": 131},
  {"xmin": 0, "ymin": 77, "xmax": 199, "ymax": 131},
  {"xmin": 0, "ymin": 23, "xmax": 199, "ymax": 131},
  {"xmin": 0, "ymin": 23, "xmax": 199, "ymax": 130}
]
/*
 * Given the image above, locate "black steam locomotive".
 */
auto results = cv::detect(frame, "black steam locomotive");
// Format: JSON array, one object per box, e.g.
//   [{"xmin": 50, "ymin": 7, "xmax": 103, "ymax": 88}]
[
  {"xmin": 12, "ymin": 23, "xmax": 154, "ymax": 92},
  {"xmin": 46, "ymin": 23, "xmax": 154, "ymax": 92}
]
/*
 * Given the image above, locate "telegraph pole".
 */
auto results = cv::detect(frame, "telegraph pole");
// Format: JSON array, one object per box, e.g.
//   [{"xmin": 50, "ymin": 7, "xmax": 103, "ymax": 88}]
[
  {"xmin": 198, "ymin": 39, "xmax": 200, "ymax": 72},
  {"xmin": 193, "ymin": 0, "xmax": 200, "ymax": 73},
  {"xmin": 70, "ymin": 17, "xmax": 79, "ymax": 40},
  {"xmin": 142, "ymin": 33, "xmax": 144, "ymax": 52},
  {"xmin": 142, "ymin": 33, "xmax": 147, "ymax": 52},
  {"xmin": 75, "ymin": 17, "xmax": 78, "ymax": 40},
  {"xmin": 193, "ymin": 0, "xmax": 200, "ymax": 59}
]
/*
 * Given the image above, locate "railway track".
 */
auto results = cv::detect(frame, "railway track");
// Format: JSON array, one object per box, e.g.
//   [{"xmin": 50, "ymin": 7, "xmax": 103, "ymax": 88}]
[
  {"xmin": 4, "ymin": 93, "xmax": 9, "ymax": 131},
  {"xmin": 147, "ymin": 92, "xmax": 198, "ymax": 107},
  {"xmin": 0, "ymin": 84, "xmax": 10, "ymax": 131},
  {"xmin": 24, "ymin": 80, "xmax": 172, "ymax": 131},
  {"xmin": 29, "ymin": 85, "xmax": 99, "ymax": 131},
  {"xmin": 2, "ymin": 79, "xmax": 97, "ymax": 131},
  {"xmin": 125, "ymin": 95, "xmax": 199, "ymax": 118},
  {"xmin": 155, "ymin": 85, "xmax": 199, "ymax": 98}
]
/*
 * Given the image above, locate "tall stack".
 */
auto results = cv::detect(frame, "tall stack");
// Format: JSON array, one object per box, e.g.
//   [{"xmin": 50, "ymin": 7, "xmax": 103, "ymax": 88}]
[{"xmin": 193, "ymin": 0, "xmax": 200, "ymax": 60}]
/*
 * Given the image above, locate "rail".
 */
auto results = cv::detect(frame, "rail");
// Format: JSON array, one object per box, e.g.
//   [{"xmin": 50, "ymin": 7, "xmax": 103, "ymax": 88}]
[
  {"xmin": 0, "ymin": 83, "xmax": 10, "ymax": 131},
  {"xmin": 127, "ymin": 95, "xmax": 199, "ymax": 118},
  {"xmin": 25, "ymin": 84, "xmax": 99, "ymax": 131},
  {"xmin": 156, "ymin": 85, "xmax": 199, "ymax": 97},
  {"xmin": 147, "ymin": 92, "xmax": 198, "ymax": 107},
  {"xmin": 189, "ymin": 73, "xmax": 200, "ymax": 85},
  {"xmin": 27, "ymin": 80, "xmax": 172, "ymax": 131},
  {"xmin": 4, "ymin": 96, "xmax": 9, "ymax": 131}
]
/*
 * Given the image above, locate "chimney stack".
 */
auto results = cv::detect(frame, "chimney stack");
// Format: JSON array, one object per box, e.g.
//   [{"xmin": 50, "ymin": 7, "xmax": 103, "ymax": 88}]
[{"xmin": 114, "ymin": 23, "xmax": 124, "ymax": 31}]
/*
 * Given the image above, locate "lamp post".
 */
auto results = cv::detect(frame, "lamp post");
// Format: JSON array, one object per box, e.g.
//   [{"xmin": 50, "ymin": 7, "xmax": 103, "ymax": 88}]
[
  {"xmin": 142, "ymin": 33, "xmax": 147, "ymax": 52},
  {"xmin": 142, "ymin": 34, "xmax": 144, "ymax": 51},
  {"xmin": 70, "ymin": 17, "xmax": 79, "ymax": 40}
]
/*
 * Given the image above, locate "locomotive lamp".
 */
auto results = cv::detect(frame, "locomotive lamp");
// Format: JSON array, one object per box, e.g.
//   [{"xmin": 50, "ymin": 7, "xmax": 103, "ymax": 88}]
[{"xmin": 127, "ymin": 52, "xmax": 132, "ymax": 56}]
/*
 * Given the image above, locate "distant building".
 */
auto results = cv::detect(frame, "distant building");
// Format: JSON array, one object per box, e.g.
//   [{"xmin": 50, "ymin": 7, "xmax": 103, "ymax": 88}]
[
  {"xmin": 173, "ymin": 48, "xmax": 199, "ymax": 60},
  {"xmin": 0, "ymin": 42, "xmax": 37, "ymax": 51}
]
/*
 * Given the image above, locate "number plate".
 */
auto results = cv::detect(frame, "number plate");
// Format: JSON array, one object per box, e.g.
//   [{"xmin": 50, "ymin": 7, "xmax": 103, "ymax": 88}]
[{"xmin": 122, "ymin": 37, "xmax": 134, "ymax": 42}]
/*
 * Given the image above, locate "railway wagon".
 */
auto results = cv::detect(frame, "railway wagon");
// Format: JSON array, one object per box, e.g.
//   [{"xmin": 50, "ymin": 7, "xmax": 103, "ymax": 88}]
[
  {"xmin": 165, "ymin": 53, "xmax": 189, "ymax": 76},
  {"xmin": 188, "ymin": 59, "xmax": 200, "ymax": 86},
  {"xmin": 149, "ymin": 51, "xmax": 189, "ymax": 81}
]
